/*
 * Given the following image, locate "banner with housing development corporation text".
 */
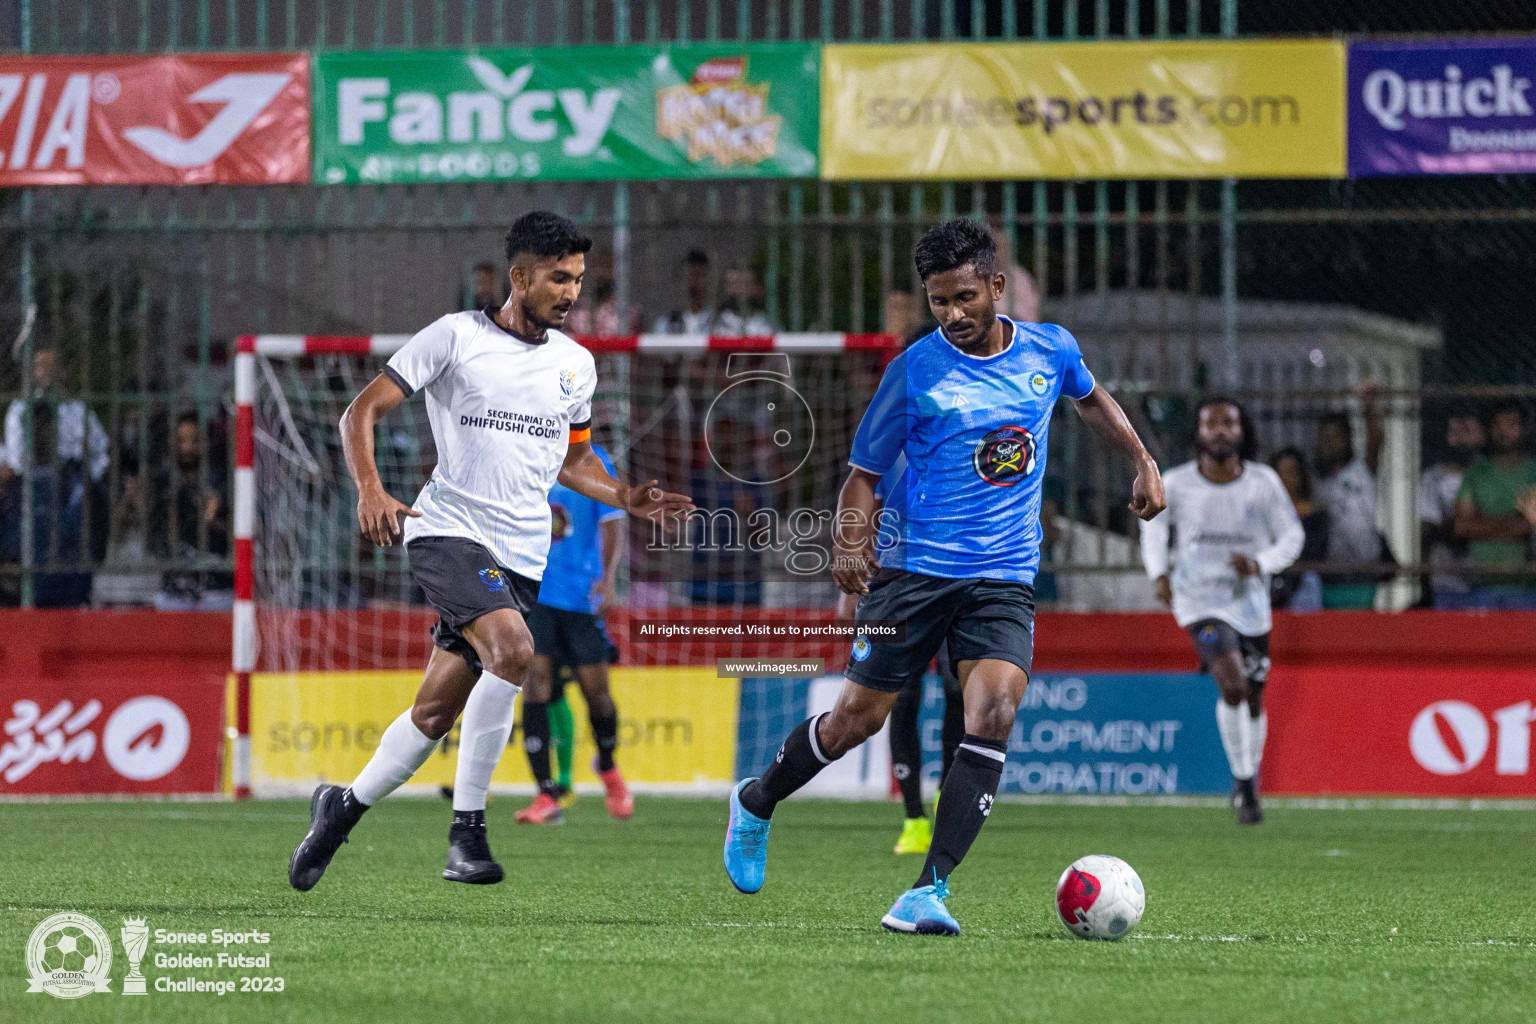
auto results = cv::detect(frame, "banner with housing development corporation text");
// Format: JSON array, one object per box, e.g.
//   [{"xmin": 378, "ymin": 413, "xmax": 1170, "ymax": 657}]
[
  {"xmin": 1348, "ymin": 39, "xmax": 1536, "ymax": 177},
  {"xmin": 821, "ymin": 40, "xmax": 1345, "ymax": 180},
  {"xmin": 313, "ymin": 44, "xmax": 818, "ymax": 183}
]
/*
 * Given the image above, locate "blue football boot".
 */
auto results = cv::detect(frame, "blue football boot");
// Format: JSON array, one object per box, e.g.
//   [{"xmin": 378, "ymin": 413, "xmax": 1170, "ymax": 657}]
[
  {"xmin": 723, "ymin": 778, "xmax": 771, "ymax": 894},
  {"xmin": 880, "ymin": 872, "xmax": 960, "ymax": 935}
]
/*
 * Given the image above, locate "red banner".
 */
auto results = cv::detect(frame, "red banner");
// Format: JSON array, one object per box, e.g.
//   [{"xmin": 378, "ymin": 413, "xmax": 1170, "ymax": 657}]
[
  {"xmin": 0, "ymin": 53, "xmax": 309, "ymax": 185},
  {"xmin": 1265, "ymin": 666, "xmax": 1536, "ymax": 796},
  {"xmin": 0, "ymin": 678, "xmax": 223, "ymax": 795}
]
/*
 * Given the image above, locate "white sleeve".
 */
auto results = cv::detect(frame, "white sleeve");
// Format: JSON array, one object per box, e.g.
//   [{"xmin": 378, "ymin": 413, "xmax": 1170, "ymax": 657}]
[
  {"xmin": 1140, "ymin": 503, "xmax": 1172, "ymax": 580},
  {"xmin": 569, "ymin": 352, "xmax": 597, "ymax": 431},
  {"xmin": 384, "ymin": 315, "xmax": 458, "ymax": 396},
  {"xmin": 1417, "ymin": 470, "xmax": 1442, "ymax": 525},
  {"xmin": 86, "ymin": 409, "xmax": 110, "ymax": 482},
  {"xmin": 1254, "ymin": 470, "xmax": 1306, "ymax": 576},
  {"xmin": 3, "ymin": 401, "xmax": 21, "ymax": 472}
]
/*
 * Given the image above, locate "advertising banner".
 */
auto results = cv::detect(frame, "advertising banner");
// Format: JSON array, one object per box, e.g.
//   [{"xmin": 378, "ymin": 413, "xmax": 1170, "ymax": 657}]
[
  {"xmin": 1264, "ymin": 666, "xmax": 1536, "ymax": 796},
  {"xmin": 1348, "ymin": 39, "xmax": 1536, "ymax": 177},
  {"xmin": 243, "ymin": 667, "xmax": 739, "ymax": 792},
  {"xmin": 313, "ymin": 44, "xmax": 818, "ymax": 183},
  {"xmin": 0, "ymin": 53, "xmax": 309, "ymax": 185},
  {"xmin": 821, "ymin": 40, "xmax": 1346, "ymax": 180},
  {"xmin": 911, "ymin": 672, "xmax": 1226, "ymax": 796},
  {"xmin": 0, "ymin": 677, "xmax": 224, "ymax": 794}
]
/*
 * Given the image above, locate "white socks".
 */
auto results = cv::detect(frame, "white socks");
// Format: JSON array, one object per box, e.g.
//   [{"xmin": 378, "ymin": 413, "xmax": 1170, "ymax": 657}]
[
  {"xmin": 350, "ymin": 711, "xmax": 440, "ymax": 806},
  {"xmin": 452, "ymin": 672, "xmax": 521, "ymax": 813},
  {"xmin": 1215, "ymin": 700, "xmax": 1267, "ymax": 781}
]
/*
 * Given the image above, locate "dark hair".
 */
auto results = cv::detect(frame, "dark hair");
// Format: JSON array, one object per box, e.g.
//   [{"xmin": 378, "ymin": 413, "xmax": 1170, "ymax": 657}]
[
  {"xmin": 1317, "ymin": 410, "xmax": 1352, "ymax": 444},
  {"xmin": 504, "ymin": 211, "xmax": 592, "ymax": 264},
  {"xmin": 1488, "ymin": 401, "xmax": 1526, "ymax": 426},
  {"xmin": 684, "ymin": 248, "xmax": 710, "ymax": 267},
  {"xmin": 1192, "ymin": 394, "xmax": 1259, "ymax": 462},
  {"xmin": 175, "ymin": 410, "xmax": 200, "ymax": 429},
  {"xmin": 914, "ymin": 218, "xmax": 996, "ymax": 282},
  {"xmin": 473, "ymin": 261, "xmax": 497, "ymax": 274},
  {"xmin": 1269, "ymin": 446, "xmax": 1312, "ymax": 501}
]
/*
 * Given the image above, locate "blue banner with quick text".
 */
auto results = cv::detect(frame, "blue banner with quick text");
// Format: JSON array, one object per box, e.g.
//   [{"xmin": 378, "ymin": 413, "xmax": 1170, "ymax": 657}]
[{"xmin": 1349, "ymin": 38, "xmax": 1536, "ymax": 177}]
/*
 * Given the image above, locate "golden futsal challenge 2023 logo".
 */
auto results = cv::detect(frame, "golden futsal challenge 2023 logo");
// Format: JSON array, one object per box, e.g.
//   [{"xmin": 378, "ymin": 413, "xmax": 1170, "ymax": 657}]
[{"xmin": 655, "ymin": 56, "xmax": 783, "ymax": 167}]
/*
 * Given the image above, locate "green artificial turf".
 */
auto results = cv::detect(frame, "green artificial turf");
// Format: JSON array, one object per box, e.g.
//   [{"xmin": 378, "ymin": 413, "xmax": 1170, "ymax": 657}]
[{"xmin": 3, "ymin": 796, "xmax": 1533, "ymax": 1024}]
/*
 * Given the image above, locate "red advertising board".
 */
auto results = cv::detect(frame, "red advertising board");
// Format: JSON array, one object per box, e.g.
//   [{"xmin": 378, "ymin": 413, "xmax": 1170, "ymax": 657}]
[
  {"xmin": 1264, "ymin": 665, "xmax": 1536, "ymax": 796},
  {"xmin": 0, "ymin": 53, "xmax": 309, "ymax": 185},
  {"xmin": 0, "ymin": 677, "xmax": 224, "ymax": 795}
]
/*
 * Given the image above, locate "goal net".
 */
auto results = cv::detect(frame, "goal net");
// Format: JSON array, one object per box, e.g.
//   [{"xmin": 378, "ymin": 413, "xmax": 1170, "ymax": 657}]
[{"xmin": 232, "ymin": 332, "xmax": 897, "ymax": 797}]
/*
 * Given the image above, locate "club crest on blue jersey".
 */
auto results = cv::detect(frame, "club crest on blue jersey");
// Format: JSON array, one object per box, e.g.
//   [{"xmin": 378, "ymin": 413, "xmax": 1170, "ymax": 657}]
[
  {"xmin": 478, "ymin": 567, "xmax": 507, "ymax": 592},
  {"xmin": 549, "ymin": 502, "xmax": 572, "ymax": 542},
  {"xmin": 972, "ymin": 425, "xmax": 1037, "ymax": 486},
  {"xmin": 1029, "ymin": 371, "xmax": 1050, "ymax": 396},
  {"xmin": 851, "ymin": 635, "xmax": 872, "ymax": 662},
  {"xmin": 559, "ymin": 368, "xmax": 577, "ymax": 397}
]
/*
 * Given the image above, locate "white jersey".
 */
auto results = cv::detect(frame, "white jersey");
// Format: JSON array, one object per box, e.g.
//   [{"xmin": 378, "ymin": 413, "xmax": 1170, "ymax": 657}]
[
  {"xmin": 1140, "ymin": 461, "xmax": 1305, "ymax": 636},
  {"xmin": 384, "ymin": 309, "xmax": 597, "ymax": 580}
]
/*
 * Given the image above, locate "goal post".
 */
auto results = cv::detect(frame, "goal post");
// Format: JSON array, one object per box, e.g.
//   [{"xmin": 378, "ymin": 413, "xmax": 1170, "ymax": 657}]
[{"xmin": 231, "ymin": 331, "xmax": 899, "ymax": 799}]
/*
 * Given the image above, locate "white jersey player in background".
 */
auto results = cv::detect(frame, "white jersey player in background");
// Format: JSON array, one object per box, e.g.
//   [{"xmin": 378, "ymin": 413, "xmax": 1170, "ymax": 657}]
[
  {"xmin": 1140, "ymin": 397, "xmax": 1303, "ymax": 825},
  {"xmin": 289, "ymin": 212, "xmax": 691, "ymax": 891}
]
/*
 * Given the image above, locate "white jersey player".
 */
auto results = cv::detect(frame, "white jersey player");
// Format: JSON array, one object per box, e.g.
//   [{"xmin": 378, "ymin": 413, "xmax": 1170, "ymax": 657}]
[
  {"xmin": 1140, "ymin": 398, "xmax": 1303, "ymax": 825},
  {"xmin": 289, "ymin": 212, "xmax": 691, "ymax": 891}
]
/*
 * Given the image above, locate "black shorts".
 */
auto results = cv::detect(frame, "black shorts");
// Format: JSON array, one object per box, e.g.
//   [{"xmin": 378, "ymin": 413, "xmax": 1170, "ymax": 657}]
[
  {"xmin": 527, "ymin": 603, "xmax": 616, "ymax": 668},
  {"xmin": 845, "ymin": 568, "xmax": 1035, "ymax": 693},
  {"xmin": 407, "ymin": 536, "xmax": 538, "ymax": 673},
  {"xmin": 1187, "ymin": 619, "xmax": 1271, "ymax": 685}
]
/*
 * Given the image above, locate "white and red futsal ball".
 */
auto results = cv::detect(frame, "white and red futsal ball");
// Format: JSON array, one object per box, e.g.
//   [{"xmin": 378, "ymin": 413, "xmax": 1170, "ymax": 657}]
[{"xmin": 1055, "ymin": 855, "xmax": 1146, "ymax": 940}]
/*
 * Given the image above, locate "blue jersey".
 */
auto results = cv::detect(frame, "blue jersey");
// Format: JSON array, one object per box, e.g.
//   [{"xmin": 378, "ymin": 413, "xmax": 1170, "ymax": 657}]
[
  {"xmin": 850, "ymin": 318, "xmax": 1096, "ymax": 584},
  {"xmin": 537, "ymin": 444, "xmax": 626, "ymax": 613}
]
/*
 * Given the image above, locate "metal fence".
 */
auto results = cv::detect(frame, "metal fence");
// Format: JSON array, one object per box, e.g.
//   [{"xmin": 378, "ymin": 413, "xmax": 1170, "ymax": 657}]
[{"xmin": 3, "ymin": 0, "xmax": 1536, "ymax": 610}]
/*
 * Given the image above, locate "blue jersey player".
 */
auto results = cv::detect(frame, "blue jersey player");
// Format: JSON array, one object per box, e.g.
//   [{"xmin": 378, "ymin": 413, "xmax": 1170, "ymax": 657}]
[{"xmin": 723, "ymin": 219, "xmax": 1166, "ymax": 934}]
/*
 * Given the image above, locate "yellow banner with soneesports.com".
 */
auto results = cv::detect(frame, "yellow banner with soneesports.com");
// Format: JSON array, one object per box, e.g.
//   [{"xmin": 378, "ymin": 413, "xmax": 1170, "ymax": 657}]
[{"xmin": 821, "ymin": 40, "xmax": 1346, "ymax": 180}]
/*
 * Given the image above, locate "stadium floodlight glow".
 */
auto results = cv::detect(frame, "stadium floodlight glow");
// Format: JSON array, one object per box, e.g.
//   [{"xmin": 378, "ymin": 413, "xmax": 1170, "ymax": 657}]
[{"xmin": 229, "ymin": 331, "xmax": 900, "ymax": 799}]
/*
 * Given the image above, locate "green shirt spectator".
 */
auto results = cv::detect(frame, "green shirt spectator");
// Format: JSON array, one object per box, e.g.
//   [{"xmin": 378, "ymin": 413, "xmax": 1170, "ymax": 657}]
[{"xmin": 1454, "ymin": 405, "xmax": 1536, "ymax": 603}]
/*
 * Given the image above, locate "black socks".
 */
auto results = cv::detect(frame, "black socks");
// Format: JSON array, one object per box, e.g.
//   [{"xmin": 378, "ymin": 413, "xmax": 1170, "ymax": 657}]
[
  {"xmin": 338, "ymin": 787, "xmax": 367, "ymax": 828},
  {"xmin": 451, "ymin": 808, "xmax": 485, "ymax": 830},
  {"xmin": 521, "ymin": 701, "xmax": 558, "ymax": 796},
  {"xmin": 739, "ymin": 714, "xmax": 834, "ymax": 819},
  {"xmin": 917, "ymin": 734, "xmax": 1005, "ymax": 889},
  {"xmin": 591, "ymin": 708, "xmax": 619, "ymax": 772},
  {"xmin": 888, "ymin": 686, "xmax": 925, "ymax": 819}
]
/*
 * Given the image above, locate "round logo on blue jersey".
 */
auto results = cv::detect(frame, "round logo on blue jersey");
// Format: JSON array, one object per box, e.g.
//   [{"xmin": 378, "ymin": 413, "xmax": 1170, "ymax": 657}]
[
  {"xmin": 549, "ymin": 501, "xmax": 572, "ymax": 542},
  {"xmin": 851, "ymin": 636, "xmax": 871, "ymax": 662},
  {"xmin": 972, "ymin": 425, "xmax": 1037, "ymax": 487},
  {"xmin": 1029, "ymin": 372, "xmax": 1049, "ymax": 396}
]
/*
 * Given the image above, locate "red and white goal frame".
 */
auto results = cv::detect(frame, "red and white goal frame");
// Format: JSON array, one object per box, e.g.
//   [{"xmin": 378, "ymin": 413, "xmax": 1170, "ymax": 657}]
[{"xmin": 229, "ymin": 330, "xmax": 899, "ymax": 798}]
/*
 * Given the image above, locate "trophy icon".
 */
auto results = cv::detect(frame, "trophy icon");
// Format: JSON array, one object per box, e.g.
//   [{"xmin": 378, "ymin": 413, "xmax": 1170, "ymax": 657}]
[{"xmin": 120, "ymin": 917, "xmax": 149, "ymax": 995}]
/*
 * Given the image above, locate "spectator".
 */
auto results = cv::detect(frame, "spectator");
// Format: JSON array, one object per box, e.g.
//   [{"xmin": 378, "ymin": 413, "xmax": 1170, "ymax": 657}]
[
  {"xmin": 3, "ymin": 347, "xmax": 109, "ymax": 484},
  {"xmin": 714, "ymin": 267, "xmax": 775, "ymax": 336},
  {"xmin": 1313, "ymin": 381, "xmax": 1386, "ymax": 609},
  {"xmin": 466, "ymin": 260, "xmax": 503, "ymax": 310},
  {"xmin": 149, "ymin": 412, "xmax": 232, "ymax": 610},
  {"xmin": 1269, "ymin": 447, "xmax": 1326, "ymax": 612},
  {"xmin": 654, "ymin": 250, "xmax": 718, "ymax": 334},
  {"xmin": 883, "ymin": 288, "xmax": 928, "ymax": 346},
  {"xmin": 1419, "ymin": 411, "xmax": 1483, "ymax": 608},
  {"xmin": 564, "ymin": 278, "xmax": 643, "ymax": 337},
  {"xmin": 993, "ymin": 228, "xmax": 1041, "ymax": 324},
  {"xmin": 1451, "ymin": 403, "xmax": 1536, "ymax": 610}
]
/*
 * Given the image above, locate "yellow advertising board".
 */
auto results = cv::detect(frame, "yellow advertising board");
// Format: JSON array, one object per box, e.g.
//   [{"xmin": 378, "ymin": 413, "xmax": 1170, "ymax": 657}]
[
  {"xmin": 821, "ymin": 40, "xmax": 1345, "ymax": 179},
  {"xmin": 233, "ymin": 667, "xmax": 739, "ymax": 792}
]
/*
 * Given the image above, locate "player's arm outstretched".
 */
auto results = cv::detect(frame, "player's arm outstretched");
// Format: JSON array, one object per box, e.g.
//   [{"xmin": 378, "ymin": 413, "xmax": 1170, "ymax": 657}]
[
  {"xmin": 340, "ymin": 373, "xmax": 422, "ymax": 547},
  {"xmin": 1071, "ymin": 384, "xmax": 1166, "ymax": 521},
  {"xmin": 557, "ymin": 440, "xmax": 695, "ymax": 527}
]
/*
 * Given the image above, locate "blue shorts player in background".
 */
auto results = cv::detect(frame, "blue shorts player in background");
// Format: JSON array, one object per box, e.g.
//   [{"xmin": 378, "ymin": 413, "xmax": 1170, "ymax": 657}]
[
  {"xmin": 723, "ymin": 218, "xmax": 1166, "ymax": 935},
  {"xmin": 516, "ymin": 441, "xmax": 634, "ymax": 825}
]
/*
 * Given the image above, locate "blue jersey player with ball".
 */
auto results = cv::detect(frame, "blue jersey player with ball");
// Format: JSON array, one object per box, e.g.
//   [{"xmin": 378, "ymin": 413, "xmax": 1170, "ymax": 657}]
[{"xmin": 723, "ymin": 218, "xmax": 1166, "ymax": 935}]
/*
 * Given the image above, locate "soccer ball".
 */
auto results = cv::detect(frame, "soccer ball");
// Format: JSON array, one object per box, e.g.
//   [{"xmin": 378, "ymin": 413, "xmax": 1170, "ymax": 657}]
[
  {"xmin": 41, "ymin": 926, "xmax": 100, "ymax": 973},
  {"xmin": 1055, "ymin": 855, "xmax": 1145, "ymax": 940}
]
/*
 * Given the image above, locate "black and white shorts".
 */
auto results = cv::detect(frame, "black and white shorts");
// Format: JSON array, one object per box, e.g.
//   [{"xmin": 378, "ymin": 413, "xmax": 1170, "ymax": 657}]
[
  {"xmin": 527, "ymin": 603, "xmax": 617, "ymax": 669},
  {"xmin": 844, "ymin": 568, "xmax": 1035, "ymax": 694},
  {"xmin": 1187, "ymin": 619, "xmax": 1271, "ymax": 685},
  {"xmin": 407, "ymin": 536, "xmax": 538, "ymax": 673}
]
